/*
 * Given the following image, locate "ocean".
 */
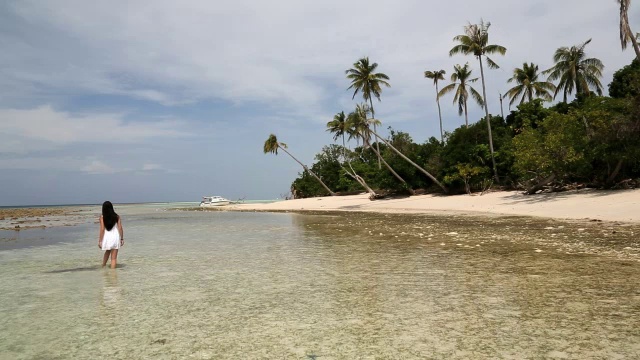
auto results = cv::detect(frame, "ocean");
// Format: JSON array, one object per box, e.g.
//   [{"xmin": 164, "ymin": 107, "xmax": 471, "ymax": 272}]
[{"xmin": 0, "ymin": 204, "xmax": 639, "ymax": 359}]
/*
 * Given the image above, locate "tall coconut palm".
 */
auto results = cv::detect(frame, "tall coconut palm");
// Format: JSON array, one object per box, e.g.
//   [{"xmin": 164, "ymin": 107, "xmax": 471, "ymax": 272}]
[
  {"xmin": 424, "ymin": 69, "xmax": 447, "ymax": 142},
  {"xmin": 543, "ymin": 39, "xmax": 604, "ymax": 102},
  {"xmin": 263, "ymin": 134, "xmax": 335, "ymax": 196},
  {"xmin": 346, "ymin": 104, "xmax": 414, "ymax": 194},
  {"xmin": 619, "ymin": 0, "xmax": 640, "ymax": 60},
  {"xmin": 505, "ymin": 62, "xmax": 556, "ymax": 106},
  {"xmin": 450, "ymin": 20, "xmax": 506, "ymax": 182},
  {"xmin": 438, "ymin": 64, "xmax": 484, "ymax": 127},
  {"xmin": 346, "ymin": 57, "xmax": 391, "ymax": 169}
]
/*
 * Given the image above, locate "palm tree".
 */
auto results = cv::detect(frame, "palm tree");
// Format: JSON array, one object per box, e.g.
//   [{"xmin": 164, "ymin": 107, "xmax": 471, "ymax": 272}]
[
  {"xmin": 348, "ymin": 104, "xmax": 448, "ymax": 193},
  {"xmin": 543, "ymin": 39, "xmax": 604, "ymax": 102},
  {"xmin": 619, "ymin": 0, "xmax": 640, "ymax": 60},
  {"xmin": 327, "ymin": 111, "xmax": 379, "ymax": 198},
  {"xmin": 437, "ymin": 64, "xmax": 484, "ymax": 127},
  {"xmin": 326, "ymin": 111, "xmax": 348, "ymax": 150},
  {"xmin": 450, "ymin": 20, "xmax": 506, "ymax": 182},
  {"xmin": 424, "ymin": 69, "xmax": 446, "ymax": 142},
  {"xmin": 346, "ymin": 104, "xmax": 414, "ymax": 194},
  {"xmin": 505, "ymin": 63, "xmax": 556, "ymax": 106},
  {"xmin": 346, "ymin": 57, "xmax": 391, "ymax": 169},
  {"xmin": 263, "ymin": 134, "xmax": 336, "ymax": 196},
  {"xmin": 367, "ymin": 126, "xmax": 448, "ymax": 194},
  {"xmin": 346, "ymin": 105, "xmax": 372, "ymax": 148}
]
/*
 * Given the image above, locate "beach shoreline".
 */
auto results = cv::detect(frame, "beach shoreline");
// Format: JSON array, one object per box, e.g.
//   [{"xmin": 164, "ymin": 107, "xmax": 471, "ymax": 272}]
[
  {"xmin": 222, "ymin": 188, "xmax": 640, "ymax": 224},
  {"xmin": 3, "ymin": 188, "xmax": 639, "ymax": 231}
]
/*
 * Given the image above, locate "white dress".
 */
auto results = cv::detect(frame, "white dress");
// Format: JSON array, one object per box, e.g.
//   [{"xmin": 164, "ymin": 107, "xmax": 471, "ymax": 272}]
[{"xmin": 101, "ymin": 219, "xmax": 121, "ymax": 250}]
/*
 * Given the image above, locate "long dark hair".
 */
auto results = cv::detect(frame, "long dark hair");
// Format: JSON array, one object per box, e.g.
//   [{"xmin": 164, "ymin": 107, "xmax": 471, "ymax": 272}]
[{"xmin": 102, "ymin": 201, "xmax": 119, "ymax": 231}]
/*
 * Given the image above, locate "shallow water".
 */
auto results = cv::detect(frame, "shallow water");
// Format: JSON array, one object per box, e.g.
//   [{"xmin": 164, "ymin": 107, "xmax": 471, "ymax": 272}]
[{"xmin": 0, "ymin": 206, "xmax": 639, "ymax": 359}]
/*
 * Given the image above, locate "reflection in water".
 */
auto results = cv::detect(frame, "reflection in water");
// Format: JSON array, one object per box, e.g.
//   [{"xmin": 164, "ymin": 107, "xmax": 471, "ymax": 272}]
[
  {"xmin": 100, "ymin": 269, "xmax": 121, "ymax": 309},
  {"xmin": 0, "ymin": 209, "xmax": 639, "ymax": 359}
]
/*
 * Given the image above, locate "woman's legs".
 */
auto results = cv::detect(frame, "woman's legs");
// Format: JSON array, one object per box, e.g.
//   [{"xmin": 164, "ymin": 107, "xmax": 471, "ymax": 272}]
[
  {"xmin": 110, "ymin": 249, "xmax": 119, "ymax": 269},
  {"xmin": 102, "ymin": 250, "xmax": 111, "ymax": 267}
]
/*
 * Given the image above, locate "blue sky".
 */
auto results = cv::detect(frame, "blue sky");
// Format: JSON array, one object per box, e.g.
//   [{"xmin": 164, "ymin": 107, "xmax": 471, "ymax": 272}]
[{"xmin": 0, "ymin": 0, "xmax": 636, "ymax": 205}]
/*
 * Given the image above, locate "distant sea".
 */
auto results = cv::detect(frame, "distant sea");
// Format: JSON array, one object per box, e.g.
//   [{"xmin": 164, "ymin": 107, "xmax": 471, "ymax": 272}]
[{"xmin": 0, "ymin": 199, "xmax": 281, "ymax": 209}]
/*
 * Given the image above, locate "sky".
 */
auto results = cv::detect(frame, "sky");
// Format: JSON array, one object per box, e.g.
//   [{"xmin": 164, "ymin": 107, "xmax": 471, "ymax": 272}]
[{"xmin": 0, "ymin": 0, "xmax": 637, "ymax": 205}]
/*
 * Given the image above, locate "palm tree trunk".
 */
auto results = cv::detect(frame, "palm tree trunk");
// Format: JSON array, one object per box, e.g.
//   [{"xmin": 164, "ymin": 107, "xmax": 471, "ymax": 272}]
[
  {"xmin": 369, "ymin": 129, "xmax": 448, "ymax": 194},
  {"xmin": 435, "ymin": 82, "xmax": 444, "ymax": 142},
  {"xmin": 606, "ymin": 159, "xmax": 624, "ymax": 186},
  {"xmin": 478, "ymin": 56, "xmax": 499, "ymax": 183},
  {"xmin": 279, "ymin": 146, "xmax": 336, "ymax": 196},
  {"xmin": 369, "ymin": 99, "xmax": 381, "ymax": 170},
  {"xmin": 624, "ymin": 11, "xmax": 640, "ymax": 60},
  {"xmin": 343, "ymin": 164, "xmax": 378, "ymax": 199},
  {"xmin": 368, "ymin": 141, "xmax": 415, "ymax": 195},
  {"xmin": 464, "ymin": 100, "xmax": 469, "ymax": 128},
  {"xmin": 526, "ymin": 174, "xmax": 555, "ymax": 195}
]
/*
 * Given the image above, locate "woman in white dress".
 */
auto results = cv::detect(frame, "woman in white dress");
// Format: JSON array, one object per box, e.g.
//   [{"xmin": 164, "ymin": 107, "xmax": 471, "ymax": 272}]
[{"xmin": 98, "ymin": 201, "xmax": 124, "ymax": 268}]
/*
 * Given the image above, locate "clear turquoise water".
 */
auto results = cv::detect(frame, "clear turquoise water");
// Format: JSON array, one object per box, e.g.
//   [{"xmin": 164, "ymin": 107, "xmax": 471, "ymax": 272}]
[{"xmin": 0, "ymin": 206, "xmax": 639, "ymax": 359}]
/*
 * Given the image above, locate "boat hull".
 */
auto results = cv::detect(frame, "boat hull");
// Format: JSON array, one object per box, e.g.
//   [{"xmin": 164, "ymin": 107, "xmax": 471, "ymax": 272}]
[{"xmin": 199, "ymin": 201, "xmax": 230, "ymax": 207}]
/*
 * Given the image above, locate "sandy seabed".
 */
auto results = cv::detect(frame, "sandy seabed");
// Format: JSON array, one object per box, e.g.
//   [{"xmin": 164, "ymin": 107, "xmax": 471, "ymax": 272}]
[
  {"xmin": 0, "ymin": 206, "xmax": 95, "ymax": 230},
  {"xmin": 227, "ymin": 188, "xmax": 640, "ymax": 224}
]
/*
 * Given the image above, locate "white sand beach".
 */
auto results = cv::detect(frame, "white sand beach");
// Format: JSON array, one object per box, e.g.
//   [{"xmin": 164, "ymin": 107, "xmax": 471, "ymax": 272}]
[{"xmin": 230, "ymin": 189, "xmax": 640, "ymax": 223}]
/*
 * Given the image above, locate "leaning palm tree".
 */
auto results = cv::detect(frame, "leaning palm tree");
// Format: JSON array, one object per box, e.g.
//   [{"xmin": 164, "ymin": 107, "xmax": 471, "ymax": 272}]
[
  {"xmin": 619, "ymin": 0, "xmax": 640, "ymax": 60},
  {"xmin": 263, "ymin": 134, "xmax": 336, "ymax": 196},
  {"xmin": 450, "ymin": 20, "xmax": 506, "ymax": 182},
  {"xmin": 543, "ymin": 39, "xmax": 604, "ymax": 102},
  {"xmin": 327, "ymin": 111, "xmax": 380, "ymax": 198},
  {"xmin": 424, "ymin": 69, "xmax": 447, "ymax": 142},
  {"xmin": 505, "ymin": 62, "xmax": 556, "ymax": 106},
  {"xmin": 367, "ymin": 125, "xmax": 448, "ymax": 194},
  {"xmin": 346, "ymin": 104, "xmax": 414, "ymax": 194},
  {"xmin": 346, "ymin": 57, "xmax": 391, "ymax": 169},
  {"xmin": 438, "ymin": 64, "xmax": 484, "ymax": 127}
]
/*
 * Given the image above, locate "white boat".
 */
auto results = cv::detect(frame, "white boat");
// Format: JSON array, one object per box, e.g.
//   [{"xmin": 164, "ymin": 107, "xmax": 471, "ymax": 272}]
[{"xmin": 199, "ymin": 196, "xmax": 230, "ymax": 207}]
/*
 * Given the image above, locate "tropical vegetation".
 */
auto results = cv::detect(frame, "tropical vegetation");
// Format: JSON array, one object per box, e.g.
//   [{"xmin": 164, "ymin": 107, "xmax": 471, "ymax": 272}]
[
  {"xmin": 449, "ymin": 20, "xmax": 506, "ymax": 182},
  {"xmin": 267, "ymin": 8, "xmax": 640, "ymax": 199},
  {"xmin": 505, "ymin": 63, "xmax": 555, "ymax": 106},
  {"xmin": 424, "ymin": 69, "xmax": 446, "ymax": 141},
  {"xmin": 437, "ymin": 63, "xmax": 483, "ymax": 128}
]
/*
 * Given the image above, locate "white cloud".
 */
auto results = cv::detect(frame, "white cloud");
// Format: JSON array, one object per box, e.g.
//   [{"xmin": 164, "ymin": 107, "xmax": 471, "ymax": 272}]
[
  {"xmin": 0, "ymin": 156, "xmax": 177, "ymax": 175},
  {"xmin": 141, "ymin": 163, "xmax": 162, "ymax": 171},
  {"xmin": 1, "ymin": 0, "xmax": 635, "ymax": 121},
  {"xmin": 81, "ymin": 160, "xmax": 118, "ymax": 175},
  {"xmin": 0, "ymin": 105, "xmax": 189, "ymax": 153}
]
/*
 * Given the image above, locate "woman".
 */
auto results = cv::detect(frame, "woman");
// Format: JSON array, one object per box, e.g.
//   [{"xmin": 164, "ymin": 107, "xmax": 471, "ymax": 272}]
[{"xmin": 98, "ymin": 201, "xmax": 124, "ymax": 269}]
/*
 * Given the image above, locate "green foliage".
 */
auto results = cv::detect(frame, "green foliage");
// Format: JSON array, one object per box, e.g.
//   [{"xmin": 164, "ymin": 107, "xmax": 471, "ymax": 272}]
[
  {"xmin": 513, "ymin": 111, "xmax": 589, "ymax": 185},
  {"xmin": 288, "ymin": 61, "xmax": 640, "ymax": 198},
  {"xmin": 609, "ymin": 59, "xmax": 640, "ymax": 98},
  {"xmin": 506, "ymin": 99, "xmax": 551, "ymax": 133}
]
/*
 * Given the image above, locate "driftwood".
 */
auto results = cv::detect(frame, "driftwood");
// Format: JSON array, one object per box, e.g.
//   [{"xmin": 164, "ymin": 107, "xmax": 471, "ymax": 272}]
[{"xmin": 525, "ymin": 174, "xmax": 556, "ymax": 195}]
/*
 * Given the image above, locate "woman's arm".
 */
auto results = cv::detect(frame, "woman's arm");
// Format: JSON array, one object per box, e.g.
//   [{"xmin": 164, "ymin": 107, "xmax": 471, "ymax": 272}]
[
  {"xmin": 118, "ymin": 217, "xmax": 124, "ymax": 246},
  {"xmin": 98, "ymin": 216, "xmax": 105, "ymax": 248}
]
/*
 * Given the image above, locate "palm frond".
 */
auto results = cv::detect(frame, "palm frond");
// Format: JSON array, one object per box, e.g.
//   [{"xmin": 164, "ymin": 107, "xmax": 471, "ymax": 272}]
[
  {"xmin": 438, "ymin": 83, "xmax": 457, "ymax": 97},
  {"xmin": 485, "ymin": 56, "xmax": 500, "ymax": 69},
  {"xmin": 469, "ymin": 86, "xmax": 485, "ymax": 107}
]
